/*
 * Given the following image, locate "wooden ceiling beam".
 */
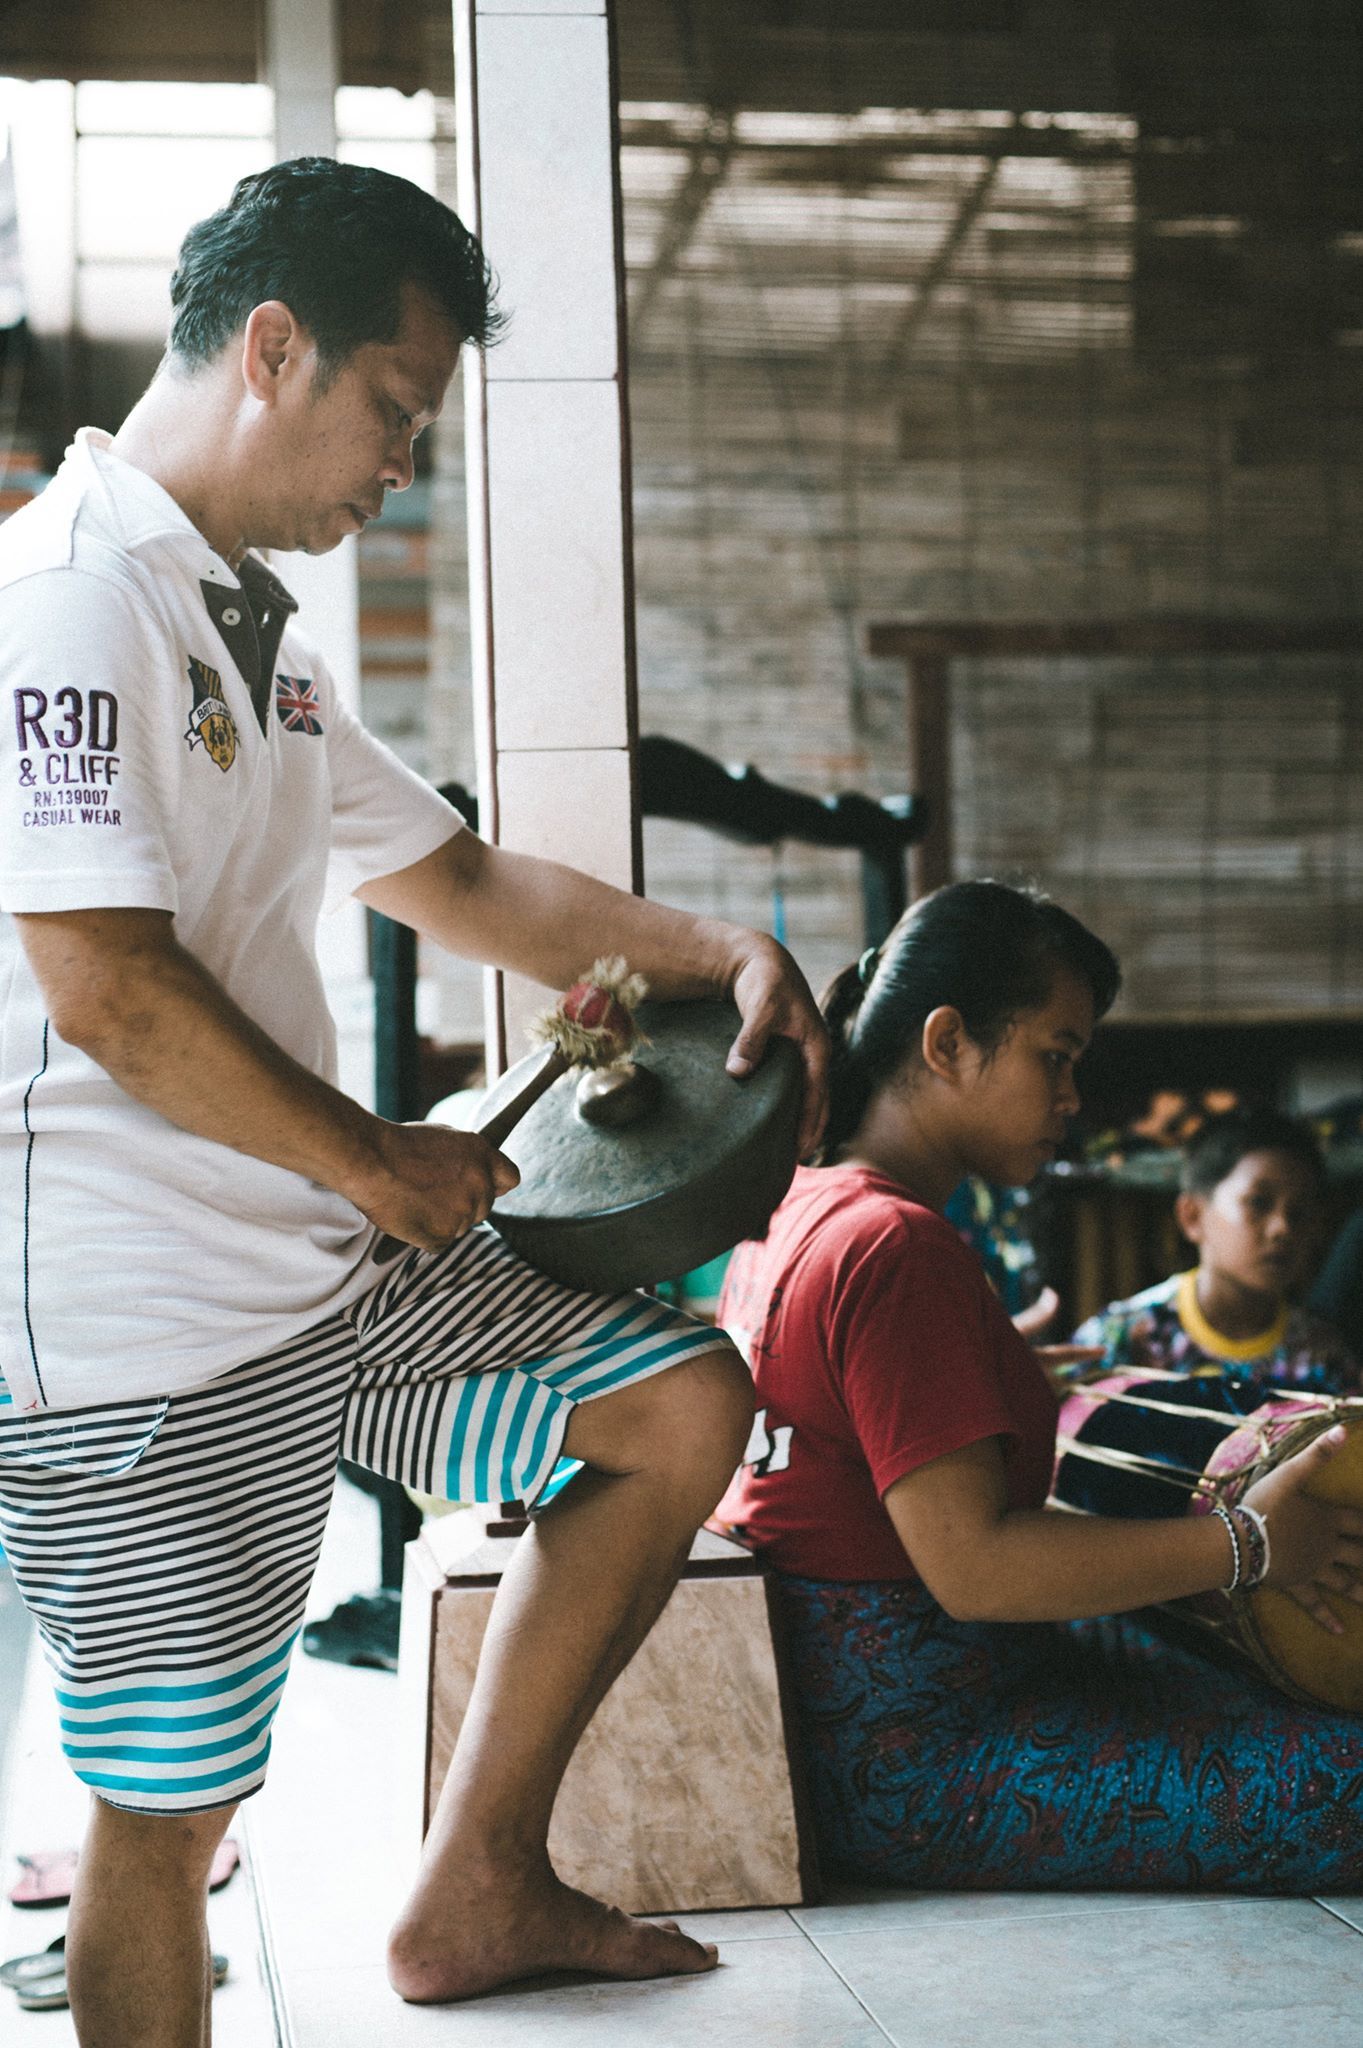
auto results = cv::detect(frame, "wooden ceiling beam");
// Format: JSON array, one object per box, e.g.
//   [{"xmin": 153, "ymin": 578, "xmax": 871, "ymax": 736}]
[
  {"xmin": 868, "ymin": 620, "xmax": 1363, "ymax": 661},
  {"xmin": 617, "ymin": 121, "xmax": 1136, "ymax": 166},
  {"xmin": 0, "ymin": 0, "xmax": 442, "ymax": 92},
  {"xmin": 3, "ymin": 2, "xmax": 1357, "ymax": 132},
  {"xmin": 871, "ymin": 119, "xmax": 1018, "ymax": 398},
  {"xmin": 0, "ymin": 0, "xmax": 258, "ymax": 84},
  {"xmin": 628, "ymin": 109, "xmax": 734, "ymax": 344}
]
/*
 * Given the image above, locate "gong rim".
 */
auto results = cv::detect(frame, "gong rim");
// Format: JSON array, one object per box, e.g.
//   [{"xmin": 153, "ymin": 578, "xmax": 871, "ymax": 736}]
[
  {"xmin": 490, "ymin": 1079, "xmax": 799, "ymax": 1291},
  {"xmin": 479, "ymin": 1000, "xmax": 802, "ymax": 1292}
]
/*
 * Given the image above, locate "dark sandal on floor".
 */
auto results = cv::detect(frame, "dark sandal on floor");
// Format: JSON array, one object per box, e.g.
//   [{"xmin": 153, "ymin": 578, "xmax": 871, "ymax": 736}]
[
  {"xmin": 302, "ymin": 1589, "xmax": 402, "ymax": 1671},
  {"xmin": 5, "ymin": 1939, "xmax": 228, "ymax": 2012},
  {"xmin": 0, "ymin": 1935, "xmax": 65, "ymax": 1993}
]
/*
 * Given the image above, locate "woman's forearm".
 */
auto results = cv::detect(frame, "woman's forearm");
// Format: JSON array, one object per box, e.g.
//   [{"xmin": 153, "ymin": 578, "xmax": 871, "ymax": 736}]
[
  {"xmin": 947, "ymin": 1504, "xmax": 1234, "ymax": 1623},
  {"xmin": 888, "ymin": 1430, "xmax": 1361, "ymax": 1629},
  {"xmin": 884, "ymin": 1444, "xmax": 1237, "ymax": 1624}
]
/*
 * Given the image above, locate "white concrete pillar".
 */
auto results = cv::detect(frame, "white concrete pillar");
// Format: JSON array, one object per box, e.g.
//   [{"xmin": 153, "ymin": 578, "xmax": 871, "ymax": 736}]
[
  {"xmin": 454, "ymin": 0, "xmax": 639, "ymax": 1074},
  {"xmin": 265, "ymin": 0, "xmax": 341, "ymax": 161},
  {"xmin": 264, "ymin": 0, "xmax": 374, "ymax": 1106},
  {"xmin": 6, "ymin": 82, "xmax": 76, "ymax": 339}
]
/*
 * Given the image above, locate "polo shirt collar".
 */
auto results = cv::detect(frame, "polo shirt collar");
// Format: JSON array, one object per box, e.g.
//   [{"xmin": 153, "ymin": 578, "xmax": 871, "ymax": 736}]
[
  {"xmin": 73, "ymin": 427, "xmax": 209, "ymax": 556},
  {"xmin": 205, "ymin": 554, "xmax": 299, "ymax": 736},
  {"xmin": 69, "ymin": 428, "xmax": 299, "ymax": 737}
]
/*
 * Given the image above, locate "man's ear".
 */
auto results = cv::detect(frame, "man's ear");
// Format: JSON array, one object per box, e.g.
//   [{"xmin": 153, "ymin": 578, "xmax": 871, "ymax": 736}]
[
  {"xmin": 1175, "ymin": 1189, "xmax": 1206, "ymax": 1248},
  {"xmin": 920, "ymin": 1005, "xmax": 966, "ymax": 1083},
  {"xmin": 240, "ymin": 301, "xmax": 305, "ymax": 404}
]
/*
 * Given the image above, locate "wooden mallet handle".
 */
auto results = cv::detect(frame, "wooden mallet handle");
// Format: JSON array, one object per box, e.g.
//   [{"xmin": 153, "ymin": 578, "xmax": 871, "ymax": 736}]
[
  {"xmin": 474, "ymin": 1044, "xmax": 571, "ymax": 1151},
  {"xmin": 475, "ymin": 965, "xmax": 642, "ymax": 1152},
  {"xmin": 370, "ymin": 968, "xmax": 640, "ymax": 1266}
]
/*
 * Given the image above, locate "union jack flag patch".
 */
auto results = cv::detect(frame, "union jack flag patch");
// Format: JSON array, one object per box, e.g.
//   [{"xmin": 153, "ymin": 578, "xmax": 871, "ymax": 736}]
[{"xmin": 275, "ymin": 674, "xmax": 323, "ymax": 736}]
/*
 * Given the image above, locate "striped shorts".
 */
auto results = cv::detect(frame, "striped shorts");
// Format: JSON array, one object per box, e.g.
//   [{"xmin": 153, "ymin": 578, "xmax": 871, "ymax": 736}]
[{"xmin": 0, "ymin": 1227, "xmax": 725, "ymax": 1816}]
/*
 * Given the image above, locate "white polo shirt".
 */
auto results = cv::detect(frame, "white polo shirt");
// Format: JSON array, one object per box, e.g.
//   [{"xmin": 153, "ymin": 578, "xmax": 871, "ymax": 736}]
[{"xmin": 0, "ymin": 430, "xmax": 462, "ymax": 1412}]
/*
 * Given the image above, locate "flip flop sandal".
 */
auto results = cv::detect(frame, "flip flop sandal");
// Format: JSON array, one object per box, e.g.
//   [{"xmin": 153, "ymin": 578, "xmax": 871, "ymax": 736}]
[
  {"xmin": 8, "ymin": 1836, "xmax": 239, "ymax": 1908},
  {"xmin": 6, "ymin": 1851, "xmax": 77, "ymax": 1911},
  {"xmin": 0, "ymin": 1936, "xmax": 65, "ymax": 1992},
  {"xmin": 8, "ymin": 1941, "xmax": 228, "ymax": 2013}
]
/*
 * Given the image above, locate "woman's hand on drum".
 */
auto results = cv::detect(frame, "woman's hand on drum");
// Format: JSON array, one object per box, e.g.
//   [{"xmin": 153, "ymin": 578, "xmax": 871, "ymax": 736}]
[{"xmin": 1243, "ymin": 1426, "xmax": 1363, "ymax": 1635}]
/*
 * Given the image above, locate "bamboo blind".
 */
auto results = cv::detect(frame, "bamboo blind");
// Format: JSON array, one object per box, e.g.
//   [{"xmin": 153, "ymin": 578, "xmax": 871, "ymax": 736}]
[{"xmin": 613, "ymin": 8, "xmax": 1363, "ymax": 1014}]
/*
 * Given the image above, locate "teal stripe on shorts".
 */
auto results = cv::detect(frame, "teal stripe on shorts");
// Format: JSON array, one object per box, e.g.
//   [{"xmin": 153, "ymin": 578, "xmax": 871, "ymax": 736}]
[
  {"xmin": 62, "ymin": 1711, "xmax": 277, "ymax": 1767},
  {"xmin": 569, "ymin": 1326, "xmax": 726, "ymax": 1399},
  {"xmin": 442, "ymin": 1371, "xmax": 486, "ymax": 1498},
  {"xmin": 53, "ymin": 1636, "xmax": 296, "ymax": 1711},
  {"xmin": 1, "ymin": 1222, "xmax": 732, "ymax": 1816},
  {"xmin": 58, "ymin": 1672, "xmax": 289, "ymax": 1738},
  {"xmin": 77, "ymin": 1738, "xmax": 273, "ymax": 1801}
]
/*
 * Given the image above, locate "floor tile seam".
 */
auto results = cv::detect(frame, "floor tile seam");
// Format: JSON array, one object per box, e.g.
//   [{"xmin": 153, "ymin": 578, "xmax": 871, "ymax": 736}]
[
  {"xmin": 238, "ymin": 1805, "xmax": 294, "ymax": 2048},
  {"xmin": 792, "ymin": 1934, "xmax": 901, "ymax": 2045},
  {"xmin": 795, "ymin": 1893, "xmax": 1303, "ymax": 1947},
  {"xmin": 695, "ymin": 1926, "xmax": 803, "ymax": 1943},
  {"xmin": 1311, "ymin": 1897, "xmax": 1363, "ymax": 1937},
  {"xmin": 281, "ymin": 1931, "xmax": 817, "ymax": 1986},
  {"xmin": 277, "ymin": 1960, "xmax": 395, "ymax": 1984},
  {"xmin": 771, "ymin": 1905, "xmax": 820, "ymax": 1949},
  {"xmin": 285, "ymin": 1941, "xmax": 818, "ymax": 1977}
]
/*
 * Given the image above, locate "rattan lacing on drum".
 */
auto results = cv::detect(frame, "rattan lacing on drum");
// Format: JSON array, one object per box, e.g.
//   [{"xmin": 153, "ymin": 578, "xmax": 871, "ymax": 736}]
[{"xmin": 1056, "ymin": 1383, "xmax": 1363, "ymax": 1499}]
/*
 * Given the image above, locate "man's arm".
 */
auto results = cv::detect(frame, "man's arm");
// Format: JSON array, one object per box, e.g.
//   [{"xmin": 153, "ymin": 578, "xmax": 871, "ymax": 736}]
[
  {"xmin": 357, "ymin": 829, "xmax": 829, "ymax": 1156},
  {"xmin": 13, "ymin": 906, "xmax": 517, "ymax": 1249},
  {"xmin": 15, "ymin": 827, "xmax": 827, "ymax": 1249}
]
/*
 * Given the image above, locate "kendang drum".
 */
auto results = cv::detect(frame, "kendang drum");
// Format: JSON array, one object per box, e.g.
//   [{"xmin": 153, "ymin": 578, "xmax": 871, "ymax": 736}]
[{"xmin": 1052, "ymin": 1369, "xmax": 1363, "ymax": 1712}]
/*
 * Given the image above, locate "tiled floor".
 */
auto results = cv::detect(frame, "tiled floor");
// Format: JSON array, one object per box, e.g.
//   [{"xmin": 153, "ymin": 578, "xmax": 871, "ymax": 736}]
[
  {"xmin": 275, "ymin": 1901, "xmax": 1363, "ymax": 2048},
  {"xmin": 6, "ymin": 1489, "xmax": 1363, "ymax": 2045}
]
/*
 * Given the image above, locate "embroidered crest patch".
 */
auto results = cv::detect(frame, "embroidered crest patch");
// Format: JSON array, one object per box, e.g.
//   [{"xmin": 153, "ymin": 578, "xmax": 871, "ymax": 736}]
[
  {"xmin": 184, "ymin": 657, "xmax": 238, "ymax": 772},
  {"xmin": 275, "ymin": 674, "xmax": 323, "ymax": 736}
]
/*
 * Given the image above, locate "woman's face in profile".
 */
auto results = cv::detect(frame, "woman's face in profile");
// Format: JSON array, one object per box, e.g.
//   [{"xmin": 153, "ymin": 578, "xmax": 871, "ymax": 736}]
[{"xmin": 954, "ymin": 967, "xmax": 1094, "ymax": 1189}]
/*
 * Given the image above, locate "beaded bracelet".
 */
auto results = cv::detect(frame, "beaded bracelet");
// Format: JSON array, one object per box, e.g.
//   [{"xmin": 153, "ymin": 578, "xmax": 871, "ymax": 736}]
[
  {"xmin": 1232, "ymin": 1503, "xmax": 1271, "ymax": 1589},
  {"xmin": 1210, "ymin": 1501, "xmax": 1243, "ymax": 1593}
]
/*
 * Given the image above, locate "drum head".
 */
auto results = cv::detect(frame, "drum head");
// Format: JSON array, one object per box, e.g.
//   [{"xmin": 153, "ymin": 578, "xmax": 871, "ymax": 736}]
[{"xmin": 481, "ymin": 999, "xmax": 802, "ymax": 1293}]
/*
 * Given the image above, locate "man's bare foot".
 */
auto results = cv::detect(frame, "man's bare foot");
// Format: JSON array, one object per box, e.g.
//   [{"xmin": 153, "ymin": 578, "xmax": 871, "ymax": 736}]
[{"xmin": 387, "ymin": 1857, "xmax": 718, "ymax": 2004}]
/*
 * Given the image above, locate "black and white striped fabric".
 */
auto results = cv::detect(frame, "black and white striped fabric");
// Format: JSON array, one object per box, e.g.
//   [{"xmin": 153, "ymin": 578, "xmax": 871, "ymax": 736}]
[{"xmin": 0, "ymin": 1227, "xmax": 724, "ymax": 1814}]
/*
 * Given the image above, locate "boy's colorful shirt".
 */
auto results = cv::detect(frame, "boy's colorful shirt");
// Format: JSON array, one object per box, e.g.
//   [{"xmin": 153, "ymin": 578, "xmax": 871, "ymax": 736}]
[{"xmin": 1074, "ymin": 1270, "xmax": 1361, "ymax": 1396}]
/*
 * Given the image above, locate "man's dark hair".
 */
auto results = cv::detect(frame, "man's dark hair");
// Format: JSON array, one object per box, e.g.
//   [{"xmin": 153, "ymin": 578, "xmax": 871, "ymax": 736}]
[
  {"xmin": 168, "ymin": 156, "xmax": 503, "ymax": 373},
  {"xmin": 1181, "ymin": 1108, "xmax": 1326, "ymax": 1197}
]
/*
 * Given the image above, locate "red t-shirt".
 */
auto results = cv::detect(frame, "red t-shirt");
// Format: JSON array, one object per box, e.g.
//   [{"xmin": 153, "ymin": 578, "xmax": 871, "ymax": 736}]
[{"xmin": 715, "ymin": 1164, "xmax": 1059, "ymax": 1582}]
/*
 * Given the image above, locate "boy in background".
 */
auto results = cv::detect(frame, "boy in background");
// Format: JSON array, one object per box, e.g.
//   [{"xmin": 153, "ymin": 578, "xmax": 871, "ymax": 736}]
[{"xmin": 1074, "ymin": 1108, "xmax": 1359, "ymax": 1394}]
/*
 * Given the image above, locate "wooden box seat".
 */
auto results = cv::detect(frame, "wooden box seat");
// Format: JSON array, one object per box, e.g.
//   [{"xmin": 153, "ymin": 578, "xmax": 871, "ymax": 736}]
[{"xmin": 398, "ymin": 1510, "xmax": 818, "ymax": 1915}]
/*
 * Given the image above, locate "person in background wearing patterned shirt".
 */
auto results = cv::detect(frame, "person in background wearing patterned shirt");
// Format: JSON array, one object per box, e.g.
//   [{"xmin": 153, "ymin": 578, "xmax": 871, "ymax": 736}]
[{"xmin": 1074, "ymin": 1109, "xmax": 1359, "ymax": 1397}]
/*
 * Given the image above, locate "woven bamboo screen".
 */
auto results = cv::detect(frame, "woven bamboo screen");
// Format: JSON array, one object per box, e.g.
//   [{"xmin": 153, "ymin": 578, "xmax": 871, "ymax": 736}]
[
  {"xmin": 614, "ymin": 2, "xmax": 1363, "ymax": 1016},
  {"xmin": 953, "ymin": 656, "xmax": 1362, "ymax": 1018}
]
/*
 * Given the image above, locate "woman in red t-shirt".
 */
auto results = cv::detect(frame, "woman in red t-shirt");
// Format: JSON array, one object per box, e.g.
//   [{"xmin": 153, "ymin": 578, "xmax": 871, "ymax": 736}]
[{"xmin": 718, "ymin": 880, "xmax": 1363, "ymax": 1890}]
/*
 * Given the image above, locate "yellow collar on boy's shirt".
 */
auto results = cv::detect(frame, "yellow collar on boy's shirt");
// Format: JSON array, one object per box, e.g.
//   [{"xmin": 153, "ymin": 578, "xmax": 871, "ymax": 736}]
[{"xmin": 1175, "ymin": 1269, "xmax": 1288, "ymax": 1364}]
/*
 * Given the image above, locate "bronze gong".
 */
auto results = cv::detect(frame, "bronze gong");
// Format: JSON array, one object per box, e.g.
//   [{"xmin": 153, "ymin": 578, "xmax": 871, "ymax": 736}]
[{"xmin": 476, "ymin": 999, "xmax": 802, "ymax": 1294}]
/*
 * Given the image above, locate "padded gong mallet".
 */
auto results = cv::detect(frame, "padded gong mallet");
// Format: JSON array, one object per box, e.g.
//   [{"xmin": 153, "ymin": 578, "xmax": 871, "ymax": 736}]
[{"xmin": 473, "ymin": 958, "xmax": 647, "ymax": 1151}]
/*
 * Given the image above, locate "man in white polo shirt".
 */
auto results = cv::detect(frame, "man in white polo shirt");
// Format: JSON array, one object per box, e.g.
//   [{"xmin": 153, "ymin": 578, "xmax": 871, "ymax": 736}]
[{"xmin": 0, "ymin": 158, "xmax": 827, "ymax": 2046}]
